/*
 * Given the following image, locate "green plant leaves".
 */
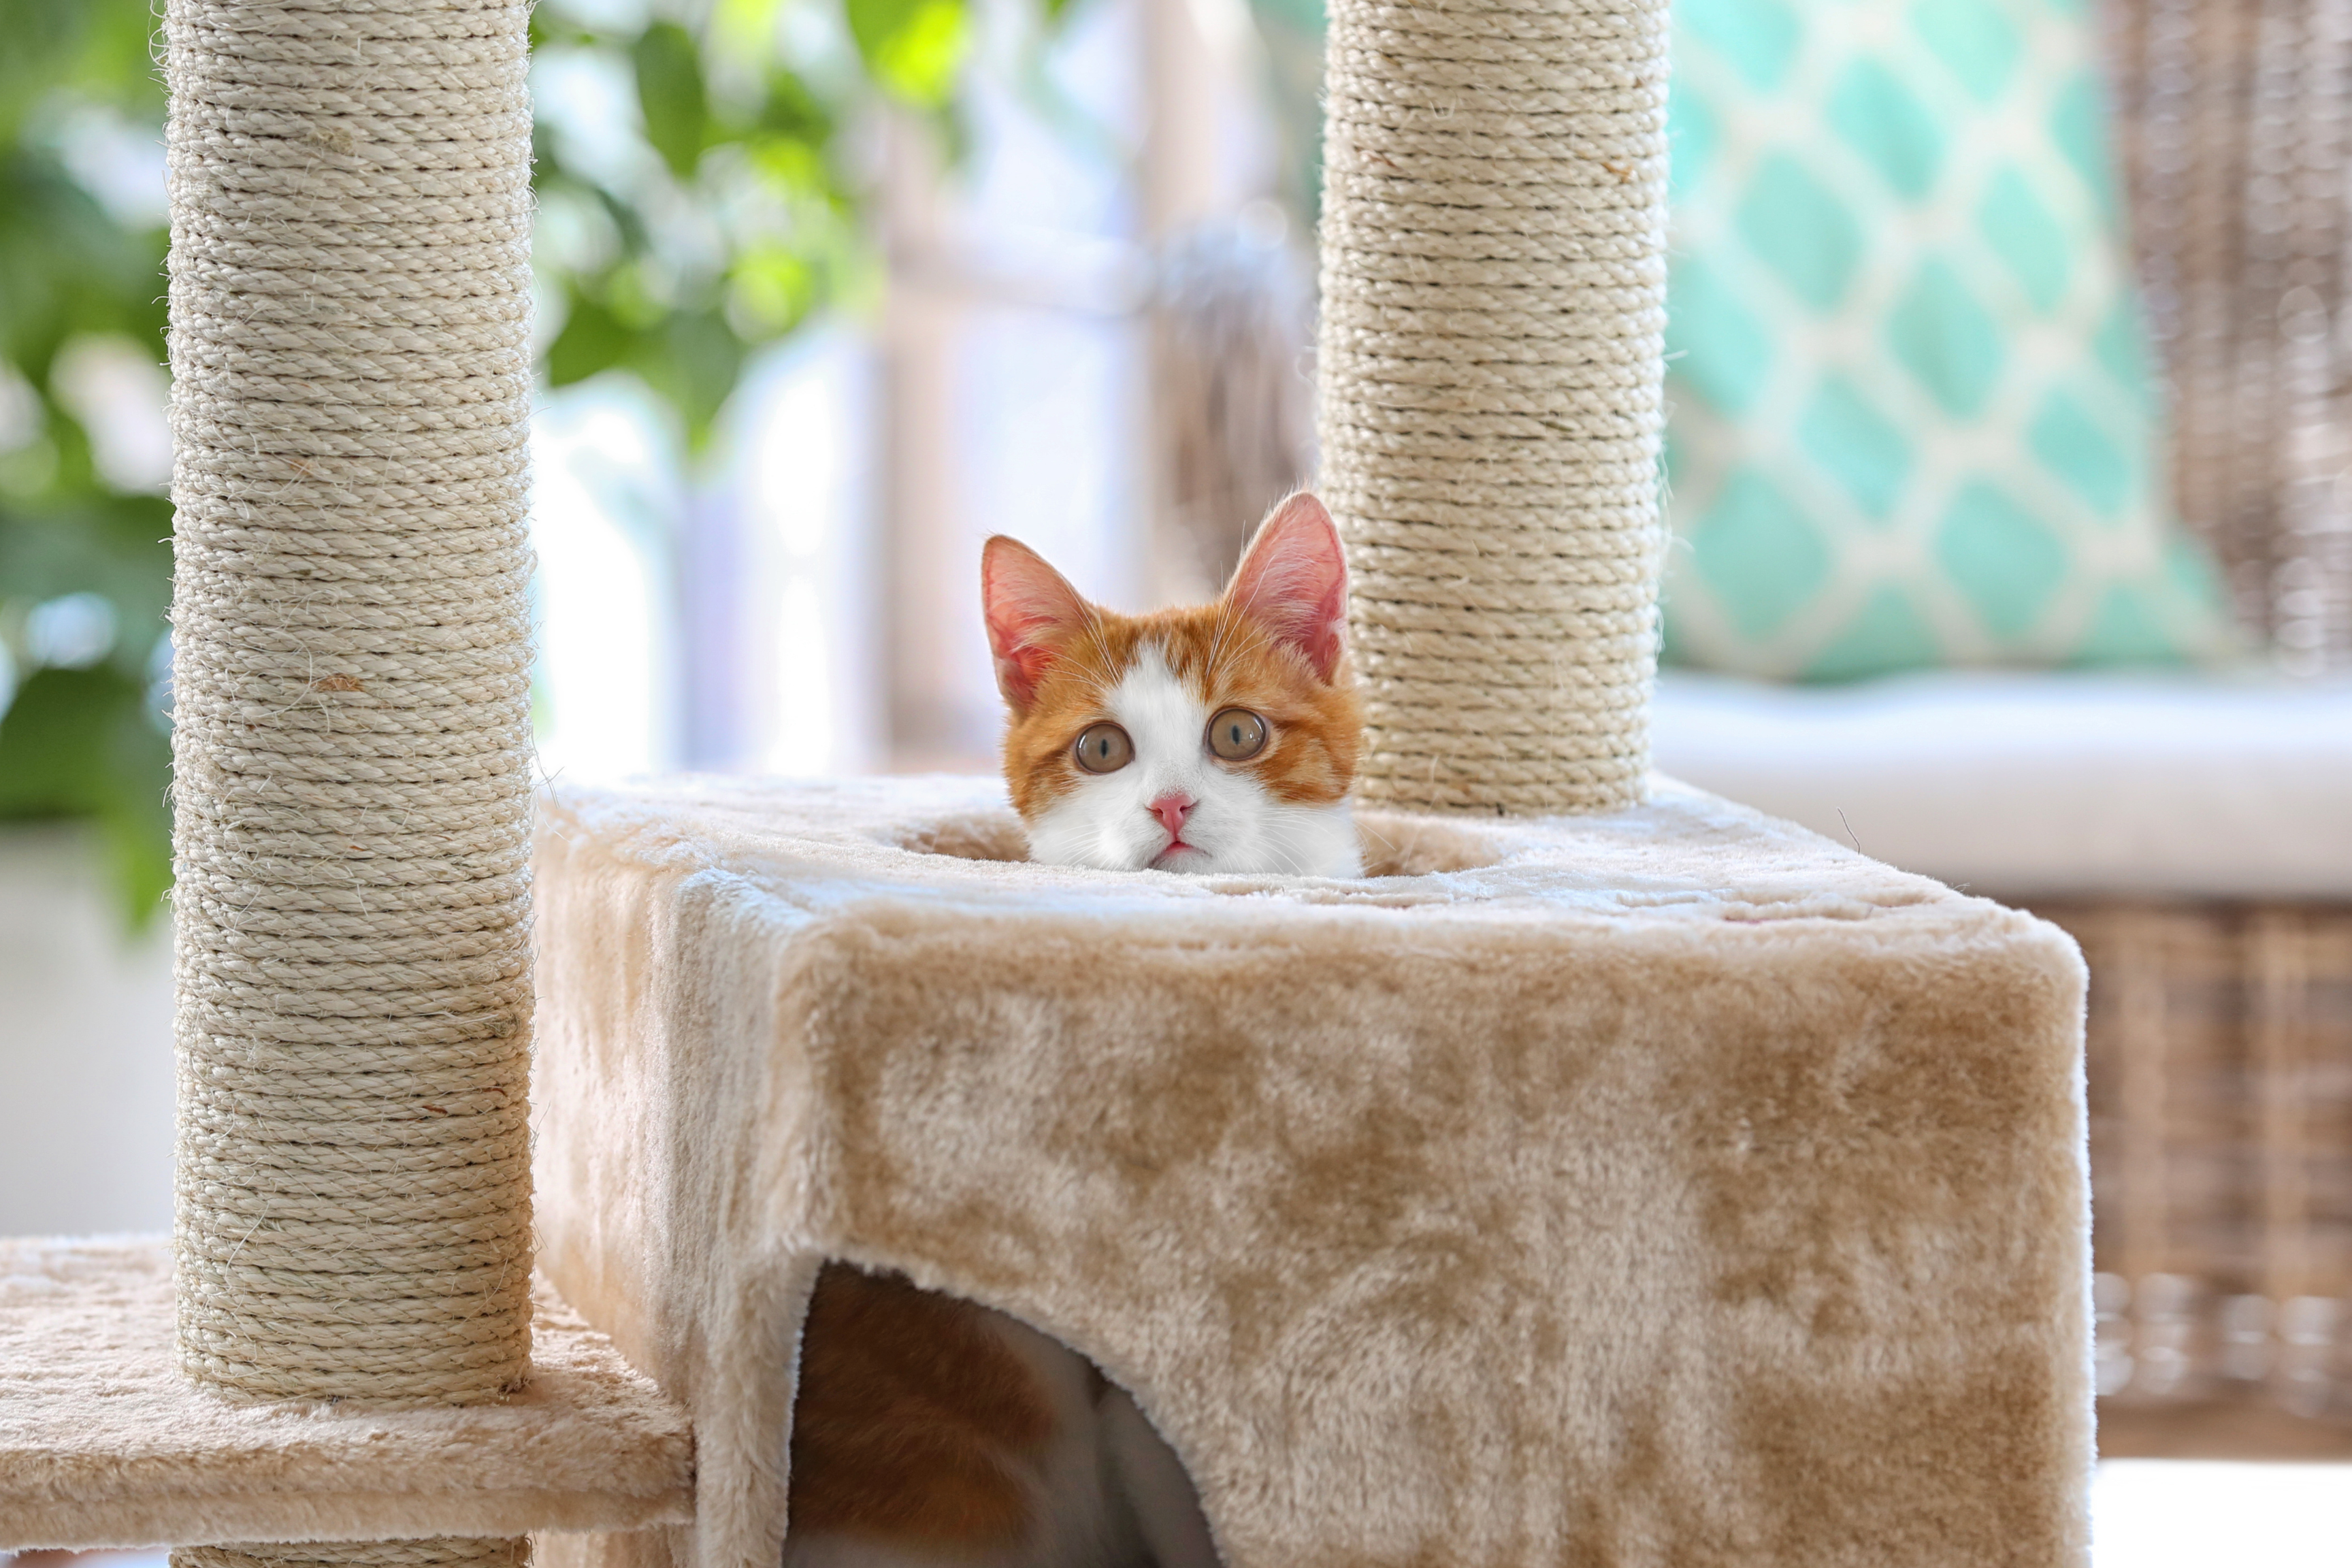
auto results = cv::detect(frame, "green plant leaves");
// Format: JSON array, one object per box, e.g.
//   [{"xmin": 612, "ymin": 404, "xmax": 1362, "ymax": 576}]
[
  {"xmin": 0, "ymin": 0, "xmax": 163, "ymax": 142},
  {"xmin": 545, "ymin": 291, "xmax": 753, "ymax": 436},
  {"xmin": 633, "ymin": 21, "xmax": 710, "ymax": 180},
  {"xmin": 0, "ymin": 663, "xmax": 171, "ymax": 929},
  {"xmin": 544, "ymin": 293, "xmax": 632, "ymax": 389},
  {"xmin": 847, "ymin": 0, "xmax": 972, "ymax": 108},
  {"xmin": 537, "ymin": 13, "xmax": 866, "ymax": 447},
  {"xmin": 0, "ymin": 0, "xmax": 172, "ymax": 928},
  {"xmin": 728, "ymin": 242, "xmax": 817, "ymax": 338},
  {"xmin": 0, "ymin": 496, "xmax": 173, "ymax": 650},
  {"xmin": 0, "ymin": 493, "xmax": 172, "ymax": 930},
  {"xmin": 757, "ymin": 66, "xmax": 833, "ymax": 145}
]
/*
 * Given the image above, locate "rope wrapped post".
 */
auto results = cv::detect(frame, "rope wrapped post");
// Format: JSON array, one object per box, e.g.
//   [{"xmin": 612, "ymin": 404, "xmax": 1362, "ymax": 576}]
[
  {"xmin": 1318, "ymin": 0, "xmax": 1671, "ymax": 815},
  {"xmin": 165, "ymin": 0, "xmax": 536, "ymax": 1561}
]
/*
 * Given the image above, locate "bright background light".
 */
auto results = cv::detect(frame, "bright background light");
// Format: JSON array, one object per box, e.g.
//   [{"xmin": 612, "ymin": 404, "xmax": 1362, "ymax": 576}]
[{"xmin": 2091, "ymin": 1461, "xmax": 2352, "ymax": 1566}]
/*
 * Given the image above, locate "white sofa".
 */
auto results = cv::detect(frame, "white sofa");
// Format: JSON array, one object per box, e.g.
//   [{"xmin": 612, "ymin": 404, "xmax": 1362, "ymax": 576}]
[{"xmin": 1652, "ymin": 670, "xmax": 2352, "ymax": 902}]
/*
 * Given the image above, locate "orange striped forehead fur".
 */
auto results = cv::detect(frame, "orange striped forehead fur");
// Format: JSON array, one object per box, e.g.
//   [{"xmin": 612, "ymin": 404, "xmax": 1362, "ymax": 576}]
[{"xmin": 1002, "ymin": 597, "xmax": 1363, "ymax": 821}]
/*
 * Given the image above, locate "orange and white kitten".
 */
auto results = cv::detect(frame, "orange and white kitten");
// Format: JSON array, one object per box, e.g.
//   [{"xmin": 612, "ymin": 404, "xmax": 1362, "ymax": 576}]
[{"xmin": 984, "ymin": 490, "xmax": 1364, "ymax": 877}]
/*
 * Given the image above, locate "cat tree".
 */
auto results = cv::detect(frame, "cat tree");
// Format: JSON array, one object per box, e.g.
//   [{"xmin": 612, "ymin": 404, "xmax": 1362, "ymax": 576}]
[{"xmin": 0, "ymin": 0, "xmax": 2093, "ymax": 1564}]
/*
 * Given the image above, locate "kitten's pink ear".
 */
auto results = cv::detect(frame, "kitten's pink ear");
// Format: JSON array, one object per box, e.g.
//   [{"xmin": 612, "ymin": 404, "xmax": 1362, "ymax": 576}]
[
  {"xmin": 1226, "ymin": 491, "xmax": 1348, "ymax": 683},
  {"xmin": 983, "ymin": 536, "xmax": 1090, "ymax": 713}
]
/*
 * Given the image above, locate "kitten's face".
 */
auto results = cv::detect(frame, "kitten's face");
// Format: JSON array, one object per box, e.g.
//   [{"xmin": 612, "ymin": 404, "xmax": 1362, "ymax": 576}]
[{"xmin": 983, "ymin": 493, "xmax": 1364, "ymax": 877}]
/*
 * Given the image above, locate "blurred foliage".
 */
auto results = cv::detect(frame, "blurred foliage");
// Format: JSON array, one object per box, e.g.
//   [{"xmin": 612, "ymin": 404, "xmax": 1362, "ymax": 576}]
[
  {"xmin": 0, "ymin": 0, "xmax": 174, "ymax": 928},
  {"xmin": 535, "ymin": 0, "xmax": 885, "ymax": 439},
  {"xmin": 0, "ymin": 0, "xmax": 1043, "ymax": 930},
  {"xmin": 1243, "ymin": 0, "xmax": 1327, "ymax": 227},
  {"xmin": 0, "ymin": 662, "xmax": 172, "ymax": 918}
]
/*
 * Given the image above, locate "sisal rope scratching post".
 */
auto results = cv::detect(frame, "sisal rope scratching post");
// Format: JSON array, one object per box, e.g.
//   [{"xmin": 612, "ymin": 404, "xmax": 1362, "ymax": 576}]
[
  {"xmin": 165, "ymin": 0, "xmax": 535, "ymax": 1563},
  {"xmin": 1317, "ymin": 0, "xmax": 1670, "ymax": 815}
]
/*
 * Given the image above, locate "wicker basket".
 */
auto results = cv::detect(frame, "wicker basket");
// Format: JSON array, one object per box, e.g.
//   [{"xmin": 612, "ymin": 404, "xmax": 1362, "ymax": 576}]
[
  {"xmin": 2102, "ymin": 0, "xmax": 2352, "ymax": 674},
  {"xmin": 2068, "ymin": 0, "xmax": 2352, "ymax": 1456},
  {"xmin": 2039, "ymin": 902, "xmax": 2352, "ymax": 1448}
]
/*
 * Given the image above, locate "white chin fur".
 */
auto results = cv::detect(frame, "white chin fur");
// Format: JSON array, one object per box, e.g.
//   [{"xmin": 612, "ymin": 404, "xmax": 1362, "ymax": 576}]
[{"xmin": 1022, "ymin": 649, "xmax": 1363, "ymax": 879}]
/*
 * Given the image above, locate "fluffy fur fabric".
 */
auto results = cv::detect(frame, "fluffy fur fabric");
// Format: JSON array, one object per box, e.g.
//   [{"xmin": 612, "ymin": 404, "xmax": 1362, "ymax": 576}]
[
  {"xmin": 528, "ymin": 774, "xmax": 2093, "ymax": 1568},
  {"xmin": 0, "ymin": 1237, "xmax": 692, "ymax": 1549}
]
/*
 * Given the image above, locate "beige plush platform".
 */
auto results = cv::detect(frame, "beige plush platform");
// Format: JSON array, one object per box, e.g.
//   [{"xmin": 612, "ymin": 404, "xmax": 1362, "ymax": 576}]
[
  {"xmin": 0, "ymin": 1237, "xmax": 693, "ymax": 1549},
  {"xmin": 530, "ymin": 774, "xmax": 2093, "ymax": 1568}
]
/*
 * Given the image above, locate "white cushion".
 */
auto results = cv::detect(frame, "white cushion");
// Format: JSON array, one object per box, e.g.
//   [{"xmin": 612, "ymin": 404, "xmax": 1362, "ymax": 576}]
[{"xmin": 1652, "ymin": 670, "xmax": 2352, "ymax": 900}]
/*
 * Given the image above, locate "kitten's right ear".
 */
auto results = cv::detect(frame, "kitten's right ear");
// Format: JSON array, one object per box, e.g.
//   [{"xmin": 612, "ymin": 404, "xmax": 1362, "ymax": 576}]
[{"xmin": 982, "ymin": 536, "xmax": 1090, "ymax": 713}]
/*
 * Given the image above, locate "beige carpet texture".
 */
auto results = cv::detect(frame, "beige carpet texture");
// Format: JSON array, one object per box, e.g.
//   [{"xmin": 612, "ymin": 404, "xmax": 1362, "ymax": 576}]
[
  {"xmin": 528, "ymin": 774, "xmax": 2094, "ymax": 1568},
  {"xmin": 0, "ymin": 1238, "xmax": 692, "ymax": 1550}
]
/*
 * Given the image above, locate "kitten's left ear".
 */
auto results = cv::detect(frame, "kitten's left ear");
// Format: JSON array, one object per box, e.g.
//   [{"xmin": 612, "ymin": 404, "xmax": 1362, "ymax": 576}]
[{"xmin": 1227, "ymin": 491, "xmax": 1348, "ymax": 683}]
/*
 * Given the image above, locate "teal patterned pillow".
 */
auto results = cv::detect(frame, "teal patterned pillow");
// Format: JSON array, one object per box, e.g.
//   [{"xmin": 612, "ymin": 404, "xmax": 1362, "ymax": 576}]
[{"xmin": 1660, "ymin": 0, "xmax": 2238, "ymax": 679}]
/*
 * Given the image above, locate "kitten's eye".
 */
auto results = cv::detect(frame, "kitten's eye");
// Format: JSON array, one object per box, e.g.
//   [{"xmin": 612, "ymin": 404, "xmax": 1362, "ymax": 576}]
[
  {"xmin": 1073, "ymin": 722, "xmax": 1134, "ymax": 774},
  {"xmin": 1205, "ymin": 708, "xmax": 1267, "ymax": 761}
]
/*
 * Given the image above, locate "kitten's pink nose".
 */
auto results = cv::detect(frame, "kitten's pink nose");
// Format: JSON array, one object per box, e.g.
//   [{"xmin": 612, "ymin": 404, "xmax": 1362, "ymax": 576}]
[{"xmin": 1148, "ymin": 791, "xmax": 1195, "ymax": 838}]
